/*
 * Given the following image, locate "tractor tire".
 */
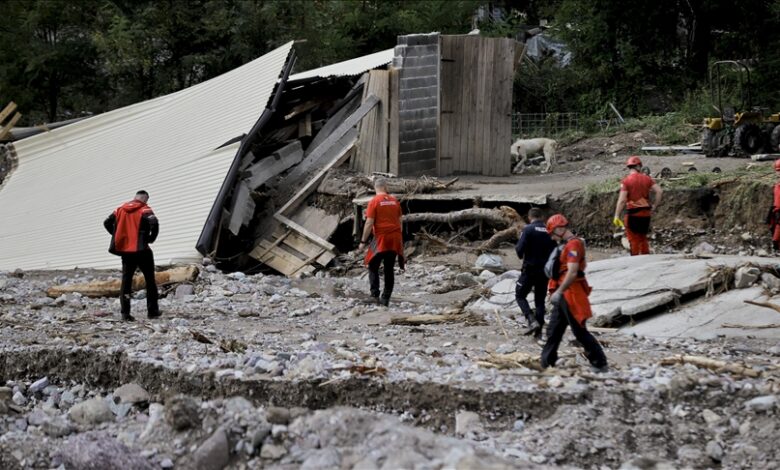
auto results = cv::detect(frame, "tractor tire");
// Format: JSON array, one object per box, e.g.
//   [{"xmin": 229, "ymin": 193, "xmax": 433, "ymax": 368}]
[
  {"xmin": 734, "ymin": 124, "xmax": 763, "ymax": 155},
  {"xmin": 770, "ymin": 125, "xmax": 780, "ymax": 153},
  {"xmin": 701, "ymin": 129, "xmax": 730, "ymax": 157}
]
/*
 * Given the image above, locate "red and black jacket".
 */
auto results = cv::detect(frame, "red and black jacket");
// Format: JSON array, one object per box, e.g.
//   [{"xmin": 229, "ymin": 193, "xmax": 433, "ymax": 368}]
[{"xmin": 104, "ymin": 200, "xmax": 159, "ymax": 255}]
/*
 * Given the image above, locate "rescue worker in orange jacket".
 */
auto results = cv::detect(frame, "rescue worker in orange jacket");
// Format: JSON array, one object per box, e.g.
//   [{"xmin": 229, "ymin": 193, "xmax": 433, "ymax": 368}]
[
  {"xmin": 541, "ymin": 214, "xmax": 607, "ymax": 371},
  {"xmin": 359, "ymin": 178, "xmax": 405, "ymax": 307},
  {"xmin": 613, "ymin": 156, "xmax": 663, "ymax": 255},
  {"xmin": 767, "ymin": 159, "xmax": 780, "ymax": 250},
  {"xmin": 104, "ymin": 190, "xmax": 160, "ymax": 321}
]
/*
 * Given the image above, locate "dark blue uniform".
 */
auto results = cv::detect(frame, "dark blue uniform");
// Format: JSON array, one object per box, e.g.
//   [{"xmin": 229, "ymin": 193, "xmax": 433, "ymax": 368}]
[{"xmin": 515, "ymin": 220, "xmax": 557, "ymax": 333}]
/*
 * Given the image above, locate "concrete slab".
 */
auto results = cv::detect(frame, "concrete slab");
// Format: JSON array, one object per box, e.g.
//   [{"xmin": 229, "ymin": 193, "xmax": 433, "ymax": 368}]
[
  {"xmin": 621, "ymin": 287, "xmax": 780, "ymax": 340},
  {"xmin": 586, "ymin": 254, "xmax": 780, "ymax": 325}
]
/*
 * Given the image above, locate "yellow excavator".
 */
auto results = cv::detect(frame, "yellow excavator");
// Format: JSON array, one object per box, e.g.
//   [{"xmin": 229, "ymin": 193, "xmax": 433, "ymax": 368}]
[{"xmin": 702, "ymin": 60, "xmax": 780, "ymax": 157}]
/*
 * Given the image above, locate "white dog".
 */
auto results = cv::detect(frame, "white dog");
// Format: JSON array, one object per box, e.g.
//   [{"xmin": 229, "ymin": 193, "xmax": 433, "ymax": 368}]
[{"xmin": 510, "ymin": 138, "xmax": 557, "ymax": 174}]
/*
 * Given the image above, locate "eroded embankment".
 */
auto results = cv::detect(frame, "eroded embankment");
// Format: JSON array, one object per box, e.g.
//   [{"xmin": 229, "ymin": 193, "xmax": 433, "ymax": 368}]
[
  {"xmin": 551, "ymin": 179, "xmax": 773, "ymax": 248},
  {"xmin": 0, "ymin": 346, "xmax": 573, "ymax": 426}
]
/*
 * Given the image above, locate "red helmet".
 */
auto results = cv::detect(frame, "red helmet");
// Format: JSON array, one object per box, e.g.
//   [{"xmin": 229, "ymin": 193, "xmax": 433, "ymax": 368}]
[
  {"xmin": 626, "ymin": 156, "xmax": 642, "ymax": 167},
  {"xmin": 774, "ymin": 159, "xmax": 780, "ymax": 171},
  {"xmin": 546, "ymin": 214, "xmax": 569, "ymax": 234}
]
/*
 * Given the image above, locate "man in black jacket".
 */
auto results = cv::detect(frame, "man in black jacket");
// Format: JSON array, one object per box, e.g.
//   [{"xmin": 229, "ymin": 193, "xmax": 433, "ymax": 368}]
[
  {"xmin": 515, "ymin": 207, "xmax": 557, "ymax": 337},
  {"xmin": 104, "ymin": 190, "xmax": 160, "ymax": 321}
]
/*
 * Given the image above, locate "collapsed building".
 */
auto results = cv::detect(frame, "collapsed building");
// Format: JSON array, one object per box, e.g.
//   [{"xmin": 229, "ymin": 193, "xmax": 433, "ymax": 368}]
[{"xmin": 0, "ymin": 34, "xmax": 520, "ymax": 275}]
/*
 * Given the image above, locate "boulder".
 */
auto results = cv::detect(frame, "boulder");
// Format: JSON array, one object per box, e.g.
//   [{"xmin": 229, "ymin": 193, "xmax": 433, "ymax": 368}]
[
  {"xmin": 734, "ymin": 266, "xmax": 760, "ymax": 289},
  {"xmin": 68, "ymin": 397, "xmax": 114, "ymax": 425},
  {"xmin": 165, "ymin": 395, "xmax": 201, "ymax": 430},
  {"xmin": 113, "ymin": 383, "xmax": 150, "ymax": 405},
  {"xmin": 191, "ymin": 428, "xmax": 229, "ymax": 470},
  {"xmin": 744, "ymin": 395, "xmax": 777, "ymax": 412},
  {"xmin": 475, "ymin": 254, "xmax": 502, "ymax": 270}
]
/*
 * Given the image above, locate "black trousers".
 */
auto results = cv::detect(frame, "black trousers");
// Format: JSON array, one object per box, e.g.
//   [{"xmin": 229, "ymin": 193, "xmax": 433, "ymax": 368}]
[
  {"xmin": 368, "ymin": 251, "xmax": 397, "ymax": 300},
  {"xmin": 515, "ymin": 266, "xmax": 547, "ymax": 327},
  {"xmin": 120, "ymin": 250, "xmax": 159, "ymax": 316},
  {"xmin": 541, "ymin": 297, "xmax": 607, "ymax": 369}
]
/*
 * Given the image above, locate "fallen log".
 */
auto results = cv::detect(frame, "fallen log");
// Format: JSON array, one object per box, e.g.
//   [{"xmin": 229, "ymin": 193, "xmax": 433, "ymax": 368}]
[
  {"xmin": 403, "ymin": 206, "xmax": 520, "ymax": 226},
  {"xmin": 659, "ymin": 354, "xmax": 761, "ymax": 378},
  {"xmin": 358, "ymin": 175, "xmax": 459, "ymax": 194},
  {"xmin": 390, "ymin": 312, "xmax": 485, "ymax": 326},
  {"xmin": 478, "ymin": 222, "xmax": 526, "ymax": 250},
  {"xmin": 46, "ymin": 266, "xmax": 199, "ymax": 298},
  {"xmin": 477, "ymin": 351, "xmax": 543, "ymax": 371}
]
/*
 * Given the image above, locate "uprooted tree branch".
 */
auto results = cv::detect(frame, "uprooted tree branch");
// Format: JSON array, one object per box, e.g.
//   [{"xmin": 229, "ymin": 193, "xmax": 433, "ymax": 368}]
[{"xmin": 405, "ymin": 206, "xmax": 526, "ymax": 252}]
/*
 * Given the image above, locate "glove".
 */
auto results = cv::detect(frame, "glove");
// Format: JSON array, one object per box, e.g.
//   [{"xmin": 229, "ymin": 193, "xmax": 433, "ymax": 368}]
[
  {"xmin": 612, "ymin": 217, "xmax": 624, "ymax": 229},
  {"xmin": 550, "ymin": 291, "xmax": 563, "ymax": 305}
]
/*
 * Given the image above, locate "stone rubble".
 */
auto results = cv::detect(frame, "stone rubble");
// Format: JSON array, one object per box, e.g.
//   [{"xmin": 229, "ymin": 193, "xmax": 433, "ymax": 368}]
[{"xmin": 0, "ymin": 257, "xmax": 778, "ymax": 468}]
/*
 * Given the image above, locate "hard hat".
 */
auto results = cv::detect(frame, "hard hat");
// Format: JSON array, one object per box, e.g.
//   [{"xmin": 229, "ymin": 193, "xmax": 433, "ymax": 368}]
[
  {"xmin": 774, "ymin": 159, "xmax": 780, "ymax": 171},
  {"xmin": 626, "ymin": 156, "xmax": 642, "ymax": 167},
  {"xmin": 546, "ymin": 214, "xmax": 569, "ymax": 234}
]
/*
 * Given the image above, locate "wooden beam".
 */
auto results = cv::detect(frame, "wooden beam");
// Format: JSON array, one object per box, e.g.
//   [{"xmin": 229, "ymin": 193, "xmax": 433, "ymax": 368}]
[
  {"xmin": 275, "ymin": 215, "xmax": 335, "ymax": 252},
  {"xmin": 0, "ymin": 102, "xmax": 17, "ymax": 124},
  {"xmin": 245, "ymin": 141, "xmax": 303, "ymax": 190},
  {"xmin": 275, "ymin": 121, "xmax": 362, "ymax": 217},
  {"xmin": 227, "ymin": 181, "xmax": 255, "ymax": 235},
  {"xmin": 298, "ymin": 112, "xmax": 312, "ymax": 137},
  {"xmin": 306, "ymin": 93, "xmax": 361, "ymax": 156},
  {"xmin": 0, "ymin": 113, "xmax": 22, "ymax": 141}
]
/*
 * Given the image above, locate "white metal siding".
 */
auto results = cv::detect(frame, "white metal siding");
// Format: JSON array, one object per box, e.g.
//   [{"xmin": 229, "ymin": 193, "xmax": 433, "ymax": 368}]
[
  {"xmin": 289, "ymin": 48, "xmax": 393, "ymax": 82},
  {"xmin": 0, "ymin": 42, "xmax": 293, "ymax": 270}
]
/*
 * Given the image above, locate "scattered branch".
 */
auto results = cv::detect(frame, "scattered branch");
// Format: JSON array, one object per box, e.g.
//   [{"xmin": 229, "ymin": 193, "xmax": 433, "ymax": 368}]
[
  {"xmin": 743, "ymin": 299, "xmax": 780, "ymax": 314},
  {"xmin": 659, "ymin": 354, "xmax": 761, "ymax": 378}
]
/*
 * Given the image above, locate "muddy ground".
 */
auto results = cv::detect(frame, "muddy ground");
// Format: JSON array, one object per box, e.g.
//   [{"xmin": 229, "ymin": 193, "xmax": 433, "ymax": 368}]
[{"xmin": 2, "ymin": 131, "xmax": 780, "ymax": 469}]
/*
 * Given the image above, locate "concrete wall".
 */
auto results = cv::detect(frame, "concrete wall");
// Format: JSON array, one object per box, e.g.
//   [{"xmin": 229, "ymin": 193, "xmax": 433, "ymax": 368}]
[{"xmin": 394, "ymin": 33, "xmax": 439, "ymax": 176}]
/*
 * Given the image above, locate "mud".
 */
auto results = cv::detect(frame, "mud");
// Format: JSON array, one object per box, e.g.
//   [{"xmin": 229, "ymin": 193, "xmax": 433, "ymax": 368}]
[{"xmin": 552, "ymin": 180, "xmax": 775, "ymax": 253}]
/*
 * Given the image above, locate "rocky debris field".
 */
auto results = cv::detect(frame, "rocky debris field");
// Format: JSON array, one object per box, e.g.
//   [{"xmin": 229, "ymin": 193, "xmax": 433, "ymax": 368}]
[{"xmin": 1, "ymin": 256, "xmax": 779, "ymax": 469}]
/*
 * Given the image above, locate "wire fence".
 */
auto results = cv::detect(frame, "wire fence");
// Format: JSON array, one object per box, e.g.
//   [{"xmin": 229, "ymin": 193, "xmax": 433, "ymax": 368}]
[{"xmin": 512, "ymin": 112, "xmax": 580, "ymax": 138}]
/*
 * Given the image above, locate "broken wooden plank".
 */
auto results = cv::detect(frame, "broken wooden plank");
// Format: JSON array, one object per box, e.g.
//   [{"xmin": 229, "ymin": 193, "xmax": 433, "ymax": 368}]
[
  {"xmin": 296, "ymin": 94, "xmax": 378, "ymax": 179},
  {"xmin": 227, "ymin": 181, "xmax": 255, "ymax": 235},
  {"xmin": 245, "ymin": 141, "xmax": 303, "ymax": 190},
  {"xmin": 306, "ymin": 91, "xmax": 362, "ymax": 156},
  {"xmin": 272, "ymin": 226, "xmax": 334, "ymax": 267},
  {"xmin": 298, "ymin": 112, "xmax": 312, "ymax": 137},
  {"xmin": 250, "ymin": 238, "xmax": 315, "ymax": 277},
  {"xmin": 276, "ymin": 126, "xmax": 360, "ymax": 218},
  {"xmin": 275, "ymin": 215, "xmax": 336, "ymax": 252},
  {"xmin": 388, "ymin": 68, "xmax": 400, "ymax": 175},
  {"xmin": 354, "ymin": 70, "xmax": 390, "ymax": 173},
  {"xmin": 0, "ymin": 102, "xmax": 17, "ymax": 124},
  {"xmin": 46, "ymin": 266, "xmax": 199, "ymax": 298},
  {"xmin": 290, "ymin": 206, "xmax": 340, "ymax": 240},
  {"xmin": 0, "ymin": 113, "xmax": 22, "ymax": 141}
]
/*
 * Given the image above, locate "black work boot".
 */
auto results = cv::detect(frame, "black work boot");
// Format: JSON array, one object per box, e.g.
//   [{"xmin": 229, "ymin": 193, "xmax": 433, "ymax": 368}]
[
  {"xmin": 121, "ymin": 313, "xmax": 136, "ymax": 322},
  {"xmin": 147, "ymin": 310, "xmax": 161, "ymax": 319},
  {"xmin": 379, "ymin": 297, "xmax": 389, "ymax": 307}
]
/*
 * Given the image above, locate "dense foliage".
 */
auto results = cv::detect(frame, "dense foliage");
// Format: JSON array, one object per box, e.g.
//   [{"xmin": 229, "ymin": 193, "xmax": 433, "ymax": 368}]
[{"xmin": 1, "ymin": 0, "xmax": 779, "ymax": 125}]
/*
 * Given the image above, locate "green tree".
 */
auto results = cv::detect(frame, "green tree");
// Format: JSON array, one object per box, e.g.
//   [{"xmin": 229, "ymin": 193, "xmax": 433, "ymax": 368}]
[{"xmin": 0, "ymin": 0, "xmax": 101, "ymax": 123}]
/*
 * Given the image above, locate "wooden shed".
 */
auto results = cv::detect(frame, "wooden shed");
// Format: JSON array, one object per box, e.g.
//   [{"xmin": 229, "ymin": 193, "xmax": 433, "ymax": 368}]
[{"xmin": 351, "ymin": 33, "xmax": 519, "ymax": 177}]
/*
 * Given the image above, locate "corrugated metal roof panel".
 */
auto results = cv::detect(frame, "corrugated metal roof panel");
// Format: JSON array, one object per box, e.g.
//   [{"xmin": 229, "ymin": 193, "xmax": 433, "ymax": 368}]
[
  {"xmin": 289, "ymin": 48, "xmax": 394, "ymax": 82},
  {"xmin": 0, "ymin": 42, "xmax": 293, "ymax": 270}
]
